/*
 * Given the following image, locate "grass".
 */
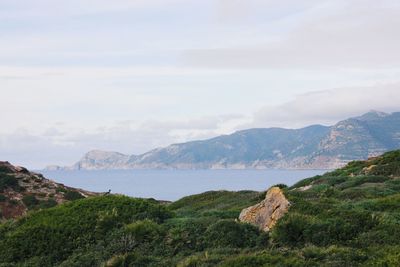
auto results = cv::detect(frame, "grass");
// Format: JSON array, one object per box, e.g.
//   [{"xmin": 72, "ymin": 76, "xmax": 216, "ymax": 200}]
[{"xmin": 170, "ymin": 190, "xmax": 263, "ymax": 218}]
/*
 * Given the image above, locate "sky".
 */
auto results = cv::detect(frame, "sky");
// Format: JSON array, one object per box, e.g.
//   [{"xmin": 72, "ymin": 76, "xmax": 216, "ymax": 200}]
[{"xmin": 1, "ymin": 0, "xmax": 400, "ymax": 168}]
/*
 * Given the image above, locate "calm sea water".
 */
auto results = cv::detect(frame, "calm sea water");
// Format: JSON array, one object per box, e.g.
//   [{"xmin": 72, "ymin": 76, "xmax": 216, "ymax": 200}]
[{"xmin": 41, "ymin": 169, "xmax": 326, "ymax": 201}]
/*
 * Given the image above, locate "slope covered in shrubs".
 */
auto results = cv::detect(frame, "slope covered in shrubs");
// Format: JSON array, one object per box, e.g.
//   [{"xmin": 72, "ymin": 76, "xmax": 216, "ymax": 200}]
[
  {"xmin": 0, "ymin": 161, "xmax": 97, "ymax": 219},
  {"xmin": 0, "ymin": 150, "xmax": 400, "ymax": 266}
]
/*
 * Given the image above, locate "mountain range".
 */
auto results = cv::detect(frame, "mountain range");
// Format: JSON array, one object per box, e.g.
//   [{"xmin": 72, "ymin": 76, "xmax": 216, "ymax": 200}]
[{"xmin": 47, "ymin": 111, "xmax": 400, "ymax": 170}]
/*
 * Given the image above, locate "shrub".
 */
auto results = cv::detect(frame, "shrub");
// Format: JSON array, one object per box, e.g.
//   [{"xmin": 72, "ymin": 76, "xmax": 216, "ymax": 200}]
[
  {"xmin": 165, "ymin": 217, "xmax": 211, "ymax": 253},
  {"xmin": 220, "ymin": 251, "xmax": 308, "ymax": 267},
  {"xmin": 302, "ymin": 246, "xmax": 368, "ymax": 265},
  {"xmin": 124, "ymin": 219, "xmax": 163, "ymax": 244},
  {"xmin": 204, "ymin": 220, "xmax": 267, "ymax": 248},
  {"xmin": 58, "ymin": 250, "xmax": 104, "ymax": 267},
  {"xmin": 56, "ymin": 187, "xmax": 67, "ymax": 193},
  {"xmin": 8, "ymin": 199, "xmax": 18, "ymax": 206},
  {"xmin": 338, "ymin": 176, "xmax": 390, "ymax": 190},
  {"xmin": 291, "ymin": 175, "xmax": 321, "ymax": 189},
  {"xmin": 0, "ymin": 174, "xmax": 19, "ymax": 192},
  {"xmin": 327, "ymin": 160, "xmax": 366, "ymax": 177},
  {"xmin": 0, "ymin": 195, "xmax": 172, "ymax": 264},
  {"xmin": 0, "ymin": 166, "xmax": 12, "ymax": 173},
  {"xmin": 39, "ymin": 199, "xmax": 58, "ymax": 209},
  {"xmin": 366, "ymin": 246, "xmax": 400, "ymax": 266},
  {"xmin": 105, "ymin": 253, "xmax": 160, "ymax": 267},
  {"xmin": 169, "ymin": 190, "xmax": 261, "ymax": 218},
  {"xmin": 64, "ymin": 191, "xmax": 84, "ymax": 201},
  {"xmin": 272, "ymin": 213, "xmax": 311, "ymax": 246},
  {"xmin": 271, "ymin": 184, "xmax": 288, "ymax": 189},
  {"xmin": 22, "ymin": 195, "xmax": 39, "ymax": 209}
]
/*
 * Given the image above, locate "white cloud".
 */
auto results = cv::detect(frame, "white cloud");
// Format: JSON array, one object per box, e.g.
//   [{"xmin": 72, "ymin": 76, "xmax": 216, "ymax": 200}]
[
  {"xmin": 1, "ymin": 0, "xmax": 400, "ymax": 169},
  {"xmin": 2, "ymin": 82, "xmax": 399, "ymax": 169},
  {"xmin": 0, "ymin": 0, "xmax": 186, "ymax": 19},
  {"xmin": 183, "ymin": 0, "xmax": 400, "ymax": 69},
  {"xmin": 248, "ymin": 83, "xmax": 400, "ymax": 128},
  {"xmin": 0, "ymin": 114, "xmax": 248, "ymax": 169}
]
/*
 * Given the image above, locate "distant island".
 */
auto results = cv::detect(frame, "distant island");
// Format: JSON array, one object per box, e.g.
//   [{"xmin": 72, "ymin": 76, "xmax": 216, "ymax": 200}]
[{"xmin": 47, "ymin": 111, "xmax": 400, "ymax": 171}]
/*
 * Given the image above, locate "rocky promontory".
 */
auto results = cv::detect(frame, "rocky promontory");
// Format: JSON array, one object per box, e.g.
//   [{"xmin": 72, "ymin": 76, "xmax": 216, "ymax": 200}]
[{"xmin": 0, "ymin": 161, "xmax": 98, "ymax": 219}]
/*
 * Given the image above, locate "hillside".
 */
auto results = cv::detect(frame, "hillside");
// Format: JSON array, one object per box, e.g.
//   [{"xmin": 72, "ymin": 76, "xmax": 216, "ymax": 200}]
[
  {"xmin": 0, "ymin": 161, "xmax": 97, "ymax": 219},
  {"xmin": 55, "ymin": 111, "xmax": 400, "ymax": 170},
  {"xmin": 1, "ymin": 150, "xmax": 400, "ymax": 266}
]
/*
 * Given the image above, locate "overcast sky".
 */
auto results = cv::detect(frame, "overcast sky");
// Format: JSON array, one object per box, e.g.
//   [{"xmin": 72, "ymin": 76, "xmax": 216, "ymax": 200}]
[{"xmin": 1, "ymin": 0, "xmax": 400, "ymax": 168}]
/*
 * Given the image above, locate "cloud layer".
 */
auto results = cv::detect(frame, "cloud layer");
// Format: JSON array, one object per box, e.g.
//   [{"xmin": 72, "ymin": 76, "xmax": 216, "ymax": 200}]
[
  {"xmin": 2, "ymin": 83, "xmax": 399, "ymax": 168},
  {"xmin": 251, "ymin": 83, "xmax": 400, "ymax": 128},
  {"xmin": 1, "ymin": 0, "xmax": 400, "ymax": 168},
  {"xmin": 183, "ymin": 0, "xmax": 400, "ymax": 69}
]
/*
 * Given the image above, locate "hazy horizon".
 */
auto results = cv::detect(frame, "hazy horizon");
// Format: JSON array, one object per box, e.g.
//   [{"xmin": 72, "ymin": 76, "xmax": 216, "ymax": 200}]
[
  {"xmin": 42, "ymin": 110, "xmax": 396, "ymax": 169},
  {"xmin": 1, "ymin": 0, "xmax": 400, "ymax": 168}
]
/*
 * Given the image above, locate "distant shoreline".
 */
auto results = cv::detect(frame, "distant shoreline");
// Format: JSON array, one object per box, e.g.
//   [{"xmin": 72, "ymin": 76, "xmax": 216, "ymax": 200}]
[{"xmin": 39, "ymin": 168, "xmax": 332, "ymax": 172}]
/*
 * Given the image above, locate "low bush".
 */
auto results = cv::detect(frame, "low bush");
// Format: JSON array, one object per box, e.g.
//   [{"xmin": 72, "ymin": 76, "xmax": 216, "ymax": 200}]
[
  {"xmin": 0, "ymin": 195, "xmax": 172, "ymax": 264},
  {"xmin": 39, "ymin": 199, "xmax": 58, "ymax": 209},
  {"xmin": 64, "ymin": 191, "xmax": 84, "ymax": 201},
  {"xmin": 22, "ymin": 195, "xmax": 39, "ymax": 209},
  {"xmin": 0, "ymin": 174, "xmax": 19, "ymax": 192},
  {"xmin": 204, "ymin": 220, "xmax": 267, "ymax": 248},
  {"xmin": 0, "ymin": 195, "xmax": 6, "ymax": 202}
]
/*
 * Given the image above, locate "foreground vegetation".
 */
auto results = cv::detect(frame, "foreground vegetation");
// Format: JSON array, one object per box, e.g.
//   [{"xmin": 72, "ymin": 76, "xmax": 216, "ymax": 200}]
[{"xmin": 1, "ymin": 150, "xmax": 400, "ymax": 266}]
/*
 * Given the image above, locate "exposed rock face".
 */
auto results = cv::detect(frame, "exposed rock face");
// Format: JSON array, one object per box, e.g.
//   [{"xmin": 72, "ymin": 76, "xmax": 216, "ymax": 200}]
[
  {"xmin": 72, "ymin": 150, "xmax": 131, "ymax": 170},
  {"xmin": 239, "ymin": 187, "xmax": 290, "ymax": 232},
  {"xmin": 0, "ymin": 161, "xmax": 98, "ymax": 219}
]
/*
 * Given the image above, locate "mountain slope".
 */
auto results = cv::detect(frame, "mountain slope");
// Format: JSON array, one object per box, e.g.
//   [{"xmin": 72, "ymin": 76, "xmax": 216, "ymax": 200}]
[
  {"xmin": 129, "ymin": 124, "xmax": 330, "ymax": 169},
  {"xmin": 0, "ymin": 161, "xmax": 97, "ymax": 219},
  {"xmin": 57, "ymin": 111, "xmax": 400, "ymax": 170},
  {"xmin": 72, "ymin": 150, "xmax": 130, "ymax": 170}
]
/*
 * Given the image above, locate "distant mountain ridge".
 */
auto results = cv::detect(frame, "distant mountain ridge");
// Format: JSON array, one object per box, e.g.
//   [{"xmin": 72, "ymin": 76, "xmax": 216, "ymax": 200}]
[{"xmin": 50, "ymin": 111, "xmax": 400, "ymax": 170}]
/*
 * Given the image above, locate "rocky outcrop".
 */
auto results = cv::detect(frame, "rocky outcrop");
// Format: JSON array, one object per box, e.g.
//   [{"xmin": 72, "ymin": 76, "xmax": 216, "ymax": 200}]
[
  {"xmin": 239, "ymin": 187, "xmax": 290, "ymax": 232},
  {"xmin": 0, "ymin": 161, "xmax": 98, "ymax": 219},
  {"xmin": 72, "ymin": 150, "xmax": 131, "ymax": 170}
]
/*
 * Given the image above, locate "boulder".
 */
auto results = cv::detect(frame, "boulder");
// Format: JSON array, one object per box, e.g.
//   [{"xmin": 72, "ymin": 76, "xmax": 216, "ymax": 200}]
[{"xmin": 239, "ymin": 187, "xmax": 290, "ymax": 232}]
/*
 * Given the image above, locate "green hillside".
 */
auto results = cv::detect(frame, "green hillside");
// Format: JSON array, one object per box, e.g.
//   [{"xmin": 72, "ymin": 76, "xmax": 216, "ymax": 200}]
[{"xmin": 1, "ymin": 150, "xmax": 400, "ymax": 266}]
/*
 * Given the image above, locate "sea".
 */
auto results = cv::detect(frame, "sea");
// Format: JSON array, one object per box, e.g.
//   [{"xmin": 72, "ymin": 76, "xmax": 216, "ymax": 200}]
[{"xmin": 41, "ymin": 169, "xmax": 326, "ymax": 201}]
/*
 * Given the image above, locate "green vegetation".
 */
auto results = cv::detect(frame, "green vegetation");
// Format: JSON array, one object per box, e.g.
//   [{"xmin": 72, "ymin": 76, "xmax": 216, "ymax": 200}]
[
  {"xmin": 0, "ymin": 165, "xmax": 12, "ymax": 173},
  {"xmin": 0, "ymin": 150, "xmax": 400, "ymax": 266},
  {"xmin": 21, "ymin": 195, "xmax": 59, "ymax": 210},
  {"xmin": 326, "ymin": 150, "xmax": 400, "ymax": 177},
  {"xmin": 0, "ymin": 195, "xmax": 173, "ymax": 265},
  {"xmin": 22, "ymin": 195, "xmax": 39, "ymax": 208},
  {"xmin": 64, "ymin": 190, "xmax": 84, "ymax": 201},
  {"xmin": 38, "ymin": 199, "xmax": 58, "ymax": 209},
  {"xmin": 170, "ymin": 190, "xmax": 264, "ymax": 218},
  {"xmin": 0, "ymin": 173, "xmax": 20, "ymax": 192},
  {"xmin": 0, "ymin": 194, "xmax": 7, "ymax": 202}
]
